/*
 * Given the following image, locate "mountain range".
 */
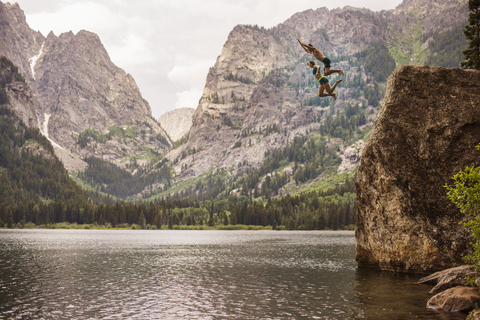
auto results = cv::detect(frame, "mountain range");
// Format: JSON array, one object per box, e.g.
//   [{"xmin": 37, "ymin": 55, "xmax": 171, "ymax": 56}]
[{"xmin": 0, "ymin": 0, "xmax": 470, "ymax": 201}]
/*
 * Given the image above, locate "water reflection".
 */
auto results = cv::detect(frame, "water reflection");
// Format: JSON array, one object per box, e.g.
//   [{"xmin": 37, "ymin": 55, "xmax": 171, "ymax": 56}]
[
  {"xmin": 0, "ymin": 230, "xmax": 467, "ymax": 319},
  {"xmin": 354, "ymin": 268, "xmax": 466, "ymax": 320}
]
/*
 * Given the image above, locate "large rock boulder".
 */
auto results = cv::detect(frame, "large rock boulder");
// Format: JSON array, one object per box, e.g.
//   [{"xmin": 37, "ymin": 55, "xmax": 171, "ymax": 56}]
[{"xmin": 355, "ymin": 65, "xmax": 480, "ymax": 273}]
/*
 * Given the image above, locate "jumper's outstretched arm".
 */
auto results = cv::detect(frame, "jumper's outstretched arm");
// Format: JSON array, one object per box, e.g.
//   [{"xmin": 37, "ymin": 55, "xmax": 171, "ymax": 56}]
[{"xmin": 297, "ymin": 39, "xmax": 312, "ymax": 53}]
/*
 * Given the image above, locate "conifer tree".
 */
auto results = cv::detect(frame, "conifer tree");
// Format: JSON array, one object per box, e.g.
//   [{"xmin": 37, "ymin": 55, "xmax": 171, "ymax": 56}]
[
  {"xmin": 461, "ymin": 0, "xmax": 480, "ymax": 69},
  {"xmin": 317, "ymin": 212, "xmax": 326, "ymax": 230},
  {"xmin": 7, "ymin": 212, "xmax": 13, "ymax": 228},
  {"xmin": 208, "ymin": 211, "xmax": 214, "ymax": 227},
  {"xmin": 138, "ymin": 210, "xmax": 146, "ymax": 228},
  {"xmin": 153, "ymin": 214, "xmax": 161, "ymax": 229},
  {"xmin": 84, "ymin": 203, "xmax": 94, "ymax": 224},
  {"xmin": 229, "ymin": 212, "xmax": 237, "ymax": 225}
]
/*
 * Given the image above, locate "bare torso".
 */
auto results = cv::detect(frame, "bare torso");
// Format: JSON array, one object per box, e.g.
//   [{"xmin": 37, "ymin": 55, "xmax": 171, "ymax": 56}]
[{"xmin": 312, "ymin": 48, "xmax": 325, "ymax": 62}]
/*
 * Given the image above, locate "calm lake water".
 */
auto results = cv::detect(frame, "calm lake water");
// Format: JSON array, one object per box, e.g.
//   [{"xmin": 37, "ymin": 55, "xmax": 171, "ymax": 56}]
[{"xmin": 0, "ymin": 230, "xmax": 465, "ymax": 320}]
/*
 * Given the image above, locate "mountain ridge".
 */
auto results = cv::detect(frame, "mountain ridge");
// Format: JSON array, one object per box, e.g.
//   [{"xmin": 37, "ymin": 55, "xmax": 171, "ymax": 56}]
[{"xmin": 0, "ymin": 1, "xmax": 171, "ymax": 172}]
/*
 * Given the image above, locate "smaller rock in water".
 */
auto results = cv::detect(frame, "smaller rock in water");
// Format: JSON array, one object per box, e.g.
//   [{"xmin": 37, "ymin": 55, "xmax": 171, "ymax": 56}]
[{"xmin": 427, "ymin": 286, "xmax": 480, "ymax": 313}]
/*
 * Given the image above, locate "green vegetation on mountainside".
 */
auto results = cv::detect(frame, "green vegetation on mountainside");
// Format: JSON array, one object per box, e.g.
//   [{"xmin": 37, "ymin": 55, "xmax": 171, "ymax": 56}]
[
  {"xmin": 0, "ymin": 57, "xmax": 91, "ymax": 226},
  {"xmin": 386, "ymin": 9, "xmax": 468, "ymax": 68},
  {"xmin": 77, "ymin": 156, "xmax": 171, "ymax": 198},
  {"xmin": 0, "ymin": 57, "xmax": 25, "ymax": 104},
  {"xmin": 386, "ymin": 7, "xmax": 429, "ymax": 66},
  {"xmin": 424, "ymin": 23, "xmax": 469, "ymax": 68}
]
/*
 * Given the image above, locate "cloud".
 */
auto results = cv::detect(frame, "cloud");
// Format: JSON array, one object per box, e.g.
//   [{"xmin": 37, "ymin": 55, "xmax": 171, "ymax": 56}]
[
  {"xmin": 109, "ymin": 32, "xmax": 157, "ymax": 68},
  {"xmin": 26, "ymin": 1, "xmax": 126, "ymax": 38},
  {"xmin": 175, "ymin": 89, "xmax": 203, "ymax": 109},
  {"xmin": 168, "ymin": 59, "xmax": 214, "ymax": 111},
  {"xmin": 167, "ymin": 59, "xmax": 214, "ymax": 88}
]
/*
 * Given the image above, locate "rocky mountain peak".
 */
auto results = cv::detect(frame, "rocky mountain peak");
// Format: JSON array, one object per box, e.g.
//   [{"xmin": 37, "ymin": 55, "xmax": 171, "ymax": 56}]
[
  {"xmin": 0, "ymin": 1, "xmax": 44, "ymax": 79},
  {"xmin": 0, "ymin": 1, "xmax": 170, "ymax": 170}
]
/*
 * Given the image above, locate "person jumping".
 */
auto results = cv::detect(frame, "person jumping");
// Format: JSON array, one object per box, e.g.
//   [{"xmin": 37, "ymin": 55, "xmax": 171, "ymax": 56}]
[
  {"xmin": 298, "ymin": 39, "xmax": 344, "ymax": 77},
  {"xmin": 307, "ymin": 61, "xmax": 342, "ymax": 100}
]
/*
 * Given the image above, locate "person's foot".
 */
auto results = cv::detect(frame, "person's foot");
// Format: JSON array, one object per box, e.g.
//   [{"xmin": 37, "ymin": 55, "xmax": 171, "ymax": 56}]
[
  {"xmin": 332, "ymin": 93, "xmax": 337, "ymax": 100},
  {"xmin": 336, "ymin": 79, "xmax": 343, "ymax": 84}
]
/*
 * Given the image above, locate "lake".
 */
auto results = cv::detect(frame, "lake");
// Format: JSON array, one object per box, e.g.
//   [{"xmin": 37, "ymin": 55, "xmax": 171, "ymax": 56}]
[{"xmin": 0, "ymin": 230, "xmax": 465, "ymax": 319}]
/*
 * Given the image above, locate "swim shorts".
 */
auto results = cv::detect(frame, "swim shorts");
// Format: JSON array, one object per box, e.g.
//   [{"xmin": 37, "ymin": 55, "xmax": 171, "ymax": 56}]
[
  {"xmin": 318, "ymin": 77, "xmax": 329, "ymax": 85},
  {"xmin": 323, "ymin": 57, "xmax": 331, "ymax": 69}
]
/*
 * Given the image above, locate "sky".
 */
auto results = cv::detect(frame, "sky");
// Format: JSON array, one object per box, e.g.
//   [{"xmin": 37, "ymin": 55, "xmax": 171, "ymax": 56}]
[{"xmin": 13, "ymin": 0, "xmax": 403, "ymax": 119}]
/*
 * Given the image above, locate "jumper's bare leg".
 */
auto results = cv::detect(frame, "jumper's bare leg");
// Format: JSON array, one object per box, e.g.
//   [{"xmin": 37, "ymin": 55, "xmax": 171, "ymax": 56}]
[
  {"xmin": 324, "ymin": 68, "xmax": 344, "ymax": 76},
  {"xmin": 330, "ymin": 79, "xmax": 342, "ymax": 92},
  {"xmin": 318, "ymin": 84, "xmax": 335, "ymax": 99}
]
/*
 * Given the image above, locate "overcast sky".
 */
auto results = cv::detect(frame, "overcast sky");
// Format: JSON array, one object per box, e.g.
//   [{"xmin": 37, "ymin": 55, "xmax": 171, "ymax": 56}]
[{"xmin": 13, "ymin": 0, "xmax": 403, "ymax": 119}]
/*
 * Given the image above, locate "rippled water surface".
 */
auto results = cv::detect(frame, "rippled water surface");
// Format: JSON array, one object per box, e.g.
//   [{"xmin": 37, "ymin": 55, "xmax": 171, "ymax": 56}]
[{"xmin": 0, "ymin": 230, "xmax": 465, "ymax": 319}]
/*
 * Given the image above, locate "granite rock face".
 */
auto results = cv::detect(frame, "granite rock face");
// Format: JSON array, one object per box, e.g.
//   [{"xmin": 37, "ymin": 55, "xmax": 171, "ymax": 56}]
[
  {"xmin": 6, "ymin": 80, "xmax": 36, "ymax": 128},
  {"xmin": 158, "ymin": 108, "xmax": 195, "ymax": 142},
  {"xmin": 0, "ymin": 0, "xmax": 471, "ymax": 186},
  {"xmin": 31, "ymin": 30, "xmax": 170, "ymax": 159},
  {"xmin": 338, "ymin": 140, "xmax": 365, "ymax": 174},
  {"xmin": 355, "ymin": 65, "xmax": 480, "ymax": 273}
]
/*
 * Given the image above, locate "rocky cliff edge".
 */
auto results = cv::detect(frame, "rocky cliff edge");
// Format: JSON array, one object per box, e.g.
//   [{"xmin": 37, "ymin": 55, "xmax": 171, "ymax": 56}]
[{"xmin": 356, "ymin": 65, "xmax": 480, "ymax": 273}]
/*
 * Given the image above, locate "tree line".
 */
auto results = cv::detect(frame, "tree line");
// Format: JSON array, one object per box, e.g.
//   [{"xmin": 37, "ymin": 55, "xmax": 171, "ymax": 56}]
[{"xmin": 2, "ymin": 170, "xmax": 356, "ymax": 231}]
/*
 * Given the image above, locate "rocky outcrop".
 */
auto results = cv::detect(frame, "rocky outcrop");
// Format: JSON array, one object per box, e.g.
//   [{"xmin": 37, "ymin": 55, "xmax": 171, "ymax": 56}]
[
  {"xmin": 420, "ymin": 265, "xmax": 480, "ymax": 316},
  {"xmin": 158, "ymin": 108, "xmax": 195, "ymax": 142},
  {"xmin": 338, "ymin": 140, "xmax": 365, "ymax": 174},
  {"xmin": 355, "ymin": 65, "xmax": 480, "ymax": 273},
  {"xmin": 0, "ymin": 0, "xmax": 471, "ymax": 193},
  {"xmin": 6, "ymin": 80, "xmax": 36, "ymax": 128},
  {"xmin": 426, "ymin": 286, "xmax": 480, "ymax": 313}
]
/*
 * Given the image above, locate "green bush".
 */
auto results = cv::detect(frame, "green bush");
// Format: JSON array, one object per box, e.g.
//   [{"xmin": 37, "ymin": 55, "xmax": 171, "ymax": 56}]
[{"xmin": 445, "ymin": 145, "xmax": 480, "ymax": 270}]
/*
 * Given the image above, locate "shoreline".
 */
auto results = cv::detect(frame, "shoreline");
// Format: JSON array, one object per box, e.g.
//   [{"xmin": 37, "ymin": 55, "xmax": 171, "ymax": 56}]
[{"xmin": 0, "ymin": 222, "xmax": 355, "ymax": 231}]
